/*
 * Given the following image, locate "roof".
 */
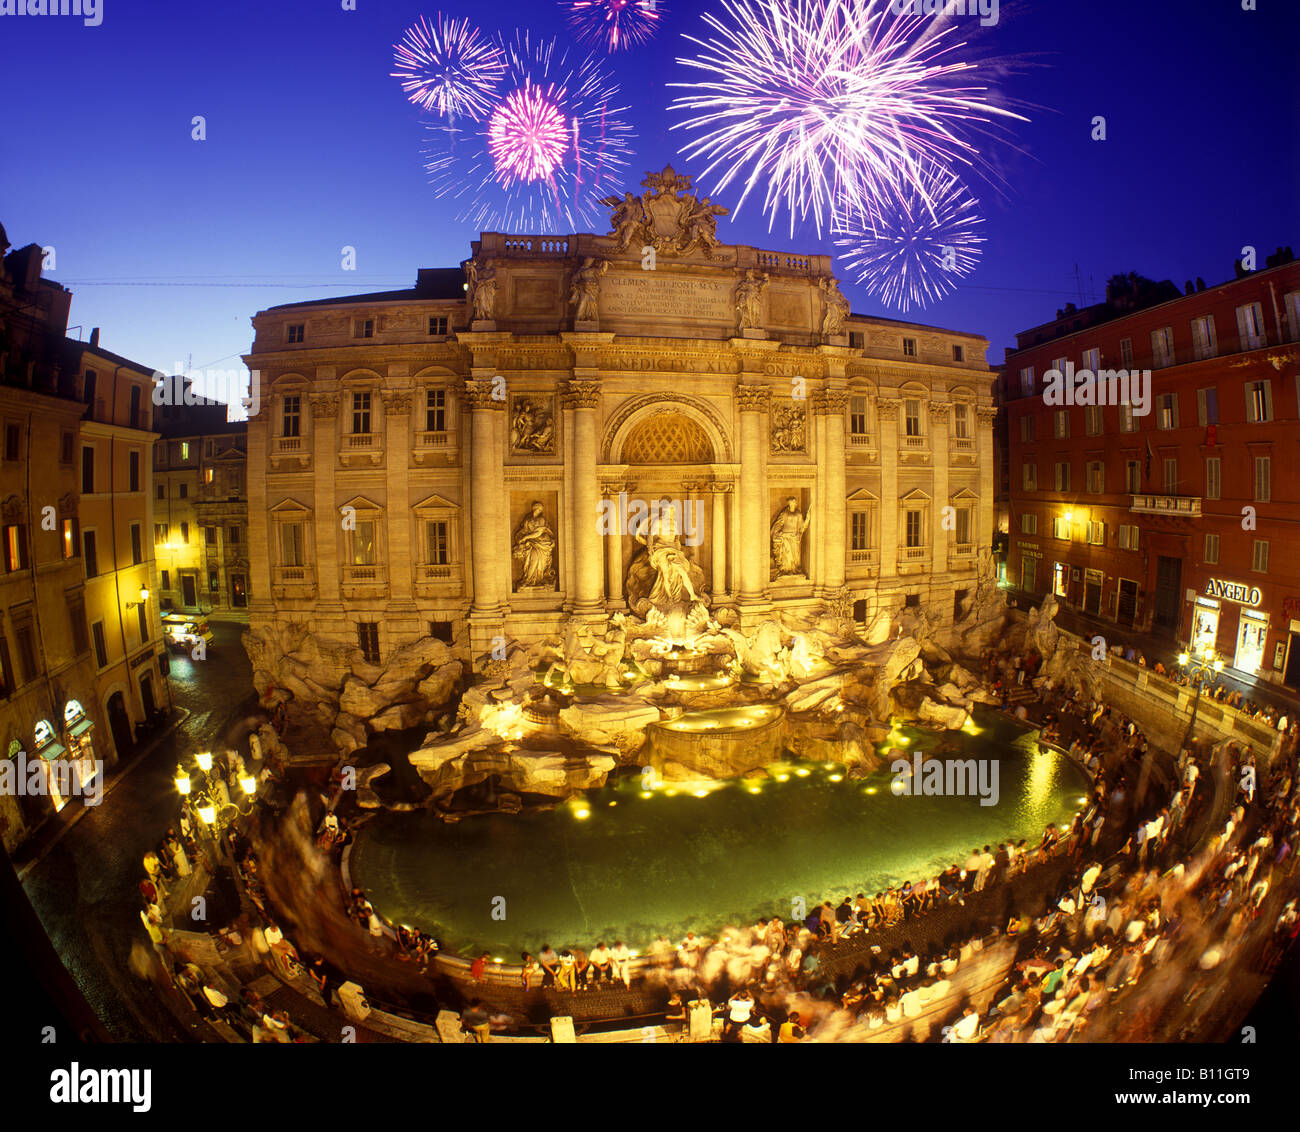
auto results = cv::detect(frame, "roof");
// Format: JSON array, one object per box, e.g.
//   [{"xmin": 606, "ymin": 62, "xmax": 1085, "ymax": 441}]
[{"xmin": 264, "ymin": 268, "xmax": 467, "ymax": 313}]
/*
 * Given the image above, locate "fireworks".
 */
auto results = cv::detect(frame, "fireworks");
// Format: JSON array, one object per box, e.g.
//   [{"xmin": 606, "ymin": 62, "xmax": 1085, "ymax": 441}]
[
  {"xmin": 669, "ymin": 0, "xmax": 1024, "ymax": 237},
  {"xmin": 562, "ymin": 0, "xmax": 664, "ymax": 52},
  {"xmin": 833, "ymin": 166, "xmax": 985, "ymax": 311},
  {"xmin": 424, "ymin": 31, "xmax": 635, "ymax": 232},
  {"xmin": 391, "ymin": 14, "xmax": 507, "ymax": 121}
]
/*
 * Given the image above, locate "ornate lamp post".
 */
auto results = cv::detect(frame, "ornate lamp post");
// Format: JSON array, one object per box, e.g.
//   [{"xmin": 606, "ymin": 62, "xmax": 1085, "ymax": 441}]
[
  {"xmin": 1178, "ymin": 643, "xmax": 1225, "ymax": 751},
  {"xmin": 174, "ymin": 751, "xmax": 257, "ymax": 869}
]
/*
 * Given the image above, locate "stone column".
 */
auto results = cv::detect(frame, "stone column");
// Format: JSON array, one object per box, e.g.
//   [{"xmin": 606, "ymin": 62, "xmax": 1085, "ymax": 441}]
[
  {"xmin": 710, "ymin": 482, "xmax": 730, "ymax": 600},
  {"xmin": 737, "ymin": 383, "xmax": 770, "ymax": 603},
  {"xmin": 816, "ymin": 389, "xmax": 848, "ymax": 594},
  {"xmin": 246, "ymin": 399, "xmax": 272, "ymax": 615},
  {"xmin": 309, "ymin": 390, "xmax": 342, "ymax": 607},
  {"xmin": 466, "ymin": 380, "xmax": 506, "ymax": 621},
  {"xmin": 977, "ymin": 405, "xmax": 997, "ymax": 562},
  {"xmin": 878, "ymin": 398, "xmax": 901, "ymax": 579},
  {"xmin": 384, "ymin": 388, "xmax": 416, "ymax": 608},
  {"xmin": 564, "ymin": 379, "xmax": 603, "ymax": 616},
  {"xmin": 601, "ymin": 480, "xmax": 630, "ymax": 611},
  {"xmin": 929, "ymin": 400, "xmax": 951, "ymax": 578}
]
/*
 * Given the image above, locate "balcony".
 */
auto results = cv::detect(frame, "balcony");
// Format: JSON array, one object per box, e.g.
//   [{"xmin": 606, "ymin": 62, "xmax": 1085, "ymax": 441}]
[
  {"xmin": 340, "ymin": 431, "xmax": 383, "ymax": 468},
  {"xmin": 272, "ymin": 565, "xmax": 315, "ymax": 600},
  {"xmin": 341, "ymin": 562, "xmax": 388, "ymax": 598},
  {"xmin": 414, "ymin": 561, "xmax": 464, "ymax": 597},
  {"xmin": 270, "ymin": 433, "xmax": 312, "ymax": 472},
  {"xmin": 276, "ymin": 436, "xmax": 303, "ymax": 452},
  {"xmin": 902, "ymin": 434, "xmax": 927, "ymax": 449},
  {"xmin": 848, "ymin": 433, "xmax": 873, "ymax": 448},
  {"xmin": 898, "ymin": 545, "xmax": 928, "ymax": 572},
  {"xmin": 1129, "ymin": 494, "xmax": 1202, "ymax": 518},
  {"xmin": 950, "ymin": 543, "xmax": 976, "ymax": 564},
  {"xmin": 347, "ymin": 433, "xmax": 375, "ymax": 449},
  {"xmin": 416, "ymin": 430, "xmax": 449, "ymax": 447}
]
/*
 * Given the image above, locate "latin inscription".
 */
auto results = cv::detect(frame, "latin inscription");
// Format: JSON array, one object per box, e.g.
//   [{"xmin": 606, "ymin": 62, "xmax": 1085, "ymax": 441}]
[{"xmin": 600, "ymin": 274, "xmax": 733, "ymax": 322}]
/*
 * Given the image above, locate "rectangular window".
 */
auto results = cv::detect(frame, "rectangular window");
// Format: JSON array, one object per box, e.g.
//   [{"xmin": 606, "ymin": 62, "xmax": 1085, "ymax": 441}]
[
  {"xmin": 4, "ymin": 423, "xmax": 20, "ymax": 461},
  {"xmin": 1151, "ymin": 326, "xmax": 1175, "ymax": 367},
  {"xmin": 1053, "ymin": 515, "xmax": 1070, "ymax": 541},
  {"xmin": 352, "ymin": 520, "xmax": 375, "ymax": 565},
  {"xmin": 848, "ymin": 331, "xmax": 865, "ymax": 350},
  {"xmin": 1082, "ymin": 347, "xmax": 1100, "ymax": 371},
  {"xmin": 902, "ymin": 337, "xmax": 917, "ymax": 357},
  {"xmin": 850, "ymin": 512, "xmax": 869, "ymax": 550},
  {"xmin": 1205, "ymin": 456, "xmax": 1221, "ymax": 500},
  {"xmin": 1019, "ymin": 416, "xmax": 1035, "ymax": 442},
  {"xmin": 904, "ymin": 399, "xmax": 922, "ymax": 437},
  {"xmin": 1124, "ymin": 460, "xmax": 1140, "ymax": 493},
  {"xmin": 154, "ymin": 523, "xmax": 168, "ymax": 545},
  {"xmin": 137, "ymin": 604, "xmax": 149, "ymax": 644},
  {"xmin": 0, "ymin": 634, "xmax": 12, "ymax": 697},
  {"xmin": 1286, "ymin": 291, "xmax": 1300, "ymax": 342},
  {"xmin": 1120, "ymin": 338, "xmax": 1133, "ymax": 367},
  {"xmin": 1237, "ymin": 301, "xmax": 1266, "ymax": 351},
  {"xmin": 429, "ymin": 621, "xmax": 455, "ymax": 644},
  {"xmin": 1157, "ymin": 393, "xmax": 1178, "ymax": 430},
  {"xmin": 61, "ymin": 518, "xmax": 77, "ymax": 560},
  {"xmin": 180, "ymin": 441, "xmax": 190, "ymax": 461},
  {"xmin": 202, "ymin": 468, "xmax": 213, "ymax": 485},
  {"xmin": 179, "ymin": 481, "xmax": 188, "ymax": 499},
  {"xmin": 1020, "ymin": 513, "xmax": 1038, "ymax": 535},
  {"xmin": 205, "ymin": 526, "xmax": 217, "ymax": 547},
  {"xmin": 1053, "ymin": 461, "xmax": 1070, "ymax": 492},
  {"xmin": 180, "ymin": 521, "xmax": 189, "ymax": 544},
  {"xmin": 1054, "ymin": 410, "xmax": 1069, "ymax": 439},
  {"xmin": 1084, "ymin": 406, "xmax": 1103, "ymax": 436},
  {"xmin": 3, "ymin": 524, "xmax": 29, "ymax": 572},
  {"xmin": 1191, "ymin": 315, "xmax": 1217, "ymax": 360},
  {"xmin": 129, "ymin": 385, "xmax": 142, "ymax": 430},
  {"xmin": 92, "ymin": 620, "xmax": 108, "ymax": 668},
  {"xmin": 1118, "ymin": 404, "xmax": 1136, "ymax": 433},
  {"xmin": 1022, "ymin": 462, "xmax": 1037, "ymax": 492},
  {"xmin": 426, "ymin": 520, "xmax": 449, "ymax": 565},
  {"xmin": 129, "ymin": 450, "xmax": 140, "ymax": 492},
  {"xmin": 281, "ymin": 522, "xmax": 304, "ymax": 567},
  {"xmin": 209, "ymin": 569, "xmax": 219, "ymax": 592},
  {"xmin": 14, "ymin": 622, "xmax": 39, "ymax": 685},
  {"xmin": 83, "ymin": 368, "xmax": 97, "ymax": 406},
  {"xmin": 905, "ymin": 510, "xmax": 923, "ymax": 547},
  {"xmin": 228, "ymin": 525, "xmax": 240, "ymax": 545},
  {"xmin": 60, "ymin": 431, "xmax": 74, "ymax": 465},
  {"xmin": 356, "ymin": 318, "xmax": 375, "ymax": 339},
  {"xmin": 1118, "ymin": 525, "xmax": 1139, "ymax": 551},
  {"xmin": 952, "ymin": 403, "xmax": 969, "ymax": 439},
  {"xmin": 68, "ymin": 595, "xmax": 89, "ymax": 656},
  {"xmin": 954, "ymin": 507, "xmax": 971, "ymax": 545},
  {"xmin": 358, "ymin": 622, "xmax": 380, "ymax": 665},
  {"xmin": 1246, "ymin": 379, "xmax": 1273, "ymax": 423},
  {"xmin": 1196, "ymin": 387, "xmax": 1218, "ymax": 426},
  {"xmin": 1051, "ymin": 357, "xmax": 1068, "ymax": 379},
  {"xmin": 157, "ymin": 483, "xmax": 166, "ymax": 500},
  {"xmin": 160, "ymin": 569, "xmax": 170, "ymax": 590},
  {"xmin": 1253, "ymin": 540, "xmax": 1269, "ymax": 573},
  {"xmin": 1254, "ymin": 455, "xmax": 1271, "ymax": 502},
  {"xmin": 428, "ymin": 316, "xmax": 448, "ymax": 336},
  {"xmin": 1163, "ymin": 457, "xmax": 1178, "ymax": 494},
  {"xmin": 283, "ymin": 395, "xmax": 301, "ymax": 437},
  {"xmin": 849, "ymin": 396, "xmax": 868, "ymax": 436},
  {"xmin": 83, "ymin": 530, "xmax": 97, "ymax": 578},
  {"xmin": 81, "ymin": 446, "xmax": 94, "ymax": 493},
  {"xmin": 1086, "ymin": 461, "xmax": 1104, "ymax": 494},
  {"xmin": 1204, "ymin": 532, "xmax": 1219, "ymax": 564},
  {"xmin": 952, "ymin": 344, "xmax": 964, "ymax": 362},
  {"xmin": 130, "ymin": 523, "xmax": 143, "ymax": 565},
  {"xmin": 287, "ymin": 323, "xmax": 305, "ymax": 344},
  {"xmin": 352, "ymin": 391, "xmax": 371, "ymax": 434},
  {"xmin": 425, "ymin": 388, "xmax": 446, "ymax": 433},
  {"xmin": 1087, "ymin": 520, "xmax": 1105, "ymax": 546},
  {"xmin": 1019, "ymin": 366, "xmax": 1034, "ymax": 396}
]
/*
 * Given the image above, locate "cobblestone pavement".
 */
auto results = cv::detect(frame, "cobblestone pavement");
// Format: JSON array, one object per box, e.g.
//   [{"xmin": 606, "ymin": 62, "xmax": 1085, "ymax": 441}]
[{"xmin": 14, "ymin": 622, "xmax": 261, "ymax": 1041}]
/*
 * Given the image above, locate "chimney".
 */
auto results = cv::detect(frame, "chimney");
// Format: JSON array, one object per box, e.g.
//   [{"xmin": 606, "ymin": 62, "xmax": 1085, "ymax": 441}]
[{"xmin": 89, "ymin": 327, "xmax": 100, "ymax": 347}]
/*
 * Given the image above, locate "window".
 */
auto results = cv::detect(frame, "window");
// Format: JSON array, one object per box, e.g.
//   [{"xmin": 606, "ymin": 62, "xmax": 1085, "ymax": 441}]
[
  {"xmin": 904, "ymin": 510, "xmax": 923, "ymax": 547},
  {"xmin": 351, "ymin": 520, "xmax": 375, "ymax": 565},
  {"xmin": 68, "ymin": 595, "xmax": 89, "ymax": 656},
  {"xmin": 1086, "ymin": 461, "xmax": 1104, "ymax": 494},
  {"xmin": 0, "ymin": 634, "xmax": 12, "ymax": 697},
  {"xmin": 202, "ymin": 468, "xmax": 213, "ymax": 485},
  {"xmin": 130, "ymin": 523, "xmax": 143, "ymax": 565},
  {"xmin": 1125, "ymin": 460, "xmax": 1141, "ymax": 493},
  {"xmin": 1084, "ymin": 406, "xmax": 1103, "ymax": 435},
  {"xmin": 180, "ymin": 441, "xmax": 190, "ymax": 461},
  {"xmin": 356, "ymin": 318, "xmax": 375, "ymax": 339},
  {"xmin": 209, "ymin": 569, "xmax": 219, "ymax": 592},
  {"xmin": 1204, "ymin": 533, "xmax": 1219, "ymax": 564},
  {"xmin": 1019, "ymin": 366, "xmax": 1034, "ymax": 396},
  {"xmin": 1151, "ymin": 327, "xmax": 1174, "ymax": 367},
  {"xmin": 229, "ymin": 525, "xmax": 240, "ymax": 546},
  {"xmin": 1020, "ymin": 513, "xmax": 1038, "ymax": 535},
  {"xmin": 850, "ymin": 512, "xmax": 869, "ymax": 550},
  {"xmin": 849, "ymin": 331, "xmax": 865, "ymax": 349},
  {"xmin": 904, "ymin": 399, "xmax": 922, "ymax": 437},
  {"xmin": 287, "ymin": 323, "xmax": 305, "ymax": 344},
  {"xmin": 1205, "ymin": 456, "xmax": 1221, "ymax": 500},
  {"xmin": 425, "ymin": 389, "xmax": 446, "ymax": 433},
  {"xmin": 1087, "ymin": 521, "xmax": 1105, "ymax": 546},
  {"xmin": 1163, "ymin": 458, "xmax": 1178, "ymax": 494},
  {"xmin": 14, "ymin": 621, "xmax": 39, "ymax": 685},
  {"xmin": 281, "ymin": 522, "xmax": 304, "ymax": 567},
  {"xmin": 129, "ymin": 450, "xmax": 140, "ymax": 492},
  {"xmin": 1019, "ymin": 416, "xmax": 1035, "ymax": 442},
  {"xmin": 3, "ymin": 524, "xmax": 29, "ymax": 572},
  {"xmin": 1118, "ymin": 525, "xmax": 1139, "ymax": 551},
  {"xmin": 1116, "ymin": 404, "xmax": 1135, "ymax": 433},
  {"xmin": 1157, "ymin": 393, "xmax": 1178, "ymax": 430},
  {"xmin": 61, "ymin": 518, "xmax": 77, "ymax": 560},
  {"xmin": 1054, "ymin": 410, "xmax": 1069, "ymax": 439},
  {"xmin": 1053, "ymin": 515, "xmax": 1070, "ymax": 541},
  {"xmin": 1191, "ymin": 315, "xmax": 1217, "ymax": 360},
  {"xmin": 1286, "ymin": 290, "xmax": 1300, "ymax": 342},
  {"xmin": 849, "ymin": 396, "xmax": 868, "ymax": 436},
  {"xmin": 154, "ymin": 523, "xmax": 168, "ymax": 545},
  {"xmin": 1022, "ymin": 462, "xmax": 1037, "ymax": 491},
  {"xmin": 179, "ymin": 482, "xmax": 188, "ymax": 498},
  {"xmin": 352, "ymin": 391, "xmax": 372, "ymax": 434},
  {"xmin": 180, "ymin": 521, "xmax": 189, "ymax": 544},
  {"xmin": 1196, "ymin": 387, "xmax": 1218, "ymax": 426},
  {"xmin": 283, "ymin": 395, "xmax": 301, "ymax": 437},
  {"xmin": 952, "ymin": 403, "xmax": 970, "ymax": 439},
  {"xmin": 1051, "ymin": 357, "xmax": 1068, "ymax": 379},
  {"xmin": 1253, "ymin": 540, "xmax": 1269, "ymax": 573},
  {"xmin": 429, "ymin": 621, "xmax": 455, "ymax": 644},
  {"xmin": 1082, "ymin": 347, "xmax": 1100, "ymax": 371},
  {"xmin": 1119, "ymin": 338, "xmax": 1133, "ymax": 367},
  {"xmin": 425, "ymin": 520, "xmax": 449, "ymax": 565},
  {"xmin": 60, "ymin": 431, "xmax": 74, "ymax": 465},
  {"xmin": 160, "ymin": 569, "xmax": 170, "ymax": 590},
  {"xmin": 4, "ymin": 423, "xmax": 20, "ymax": 461},
  {"xmin": 1246, "ymin": 379, "xmax": 1273, "ymax": 423},
  {"xmin": 1054, "ymin": 461, "xmax": 1070, "ymax": 492},
  {"xmin": 1236, "ymin": 301, "xmax": 1266, "ymax": 351},
  {"xmin": 952, "ymin": 344, "xmax": 964, "ymax": 362},
  {"xmin": 1254, "ymin": 456, "xmax": 1271, "ymax": 502},
  {"xmin": 83, "ymin": 368, "xmax": 97, "ymax": 406},
  {"xmin": 954, "ymin": 507, "xmax": 971, "ymax": 545},
  {"xmin": 81, "ymin": 447, "xmax": 94, "ymax": 493},
  {"xmin": 358, "ymin": 622, "xmax": 380, "ymax": 664},
  {"xmin": 429, "ymin": 316, "xmax": 449, "ymax": 336},
  {"xmin": 157, "ymin": 483, "xmax": 166, "ymax": 500},
  {"xmin": 137, "ymin": 604, "xmax": 149, "ymax": 644},
  {"xmin": 129, "ymin": 385, "xmax": 142, "ymax": 429},
  {"xmin": 83, "ymin": 530, "xmax": 97, "ymax": 577},
  {"xmin": 91, "ymin": 621, "xmax": 108, "ymax": 668},
  {"xmin": 902, "ymin": 337, "xmax": 917, "ymax": 357},
  {"xmin": 205, "ymin": 526, "xmax": 217, "ymax": 547}
]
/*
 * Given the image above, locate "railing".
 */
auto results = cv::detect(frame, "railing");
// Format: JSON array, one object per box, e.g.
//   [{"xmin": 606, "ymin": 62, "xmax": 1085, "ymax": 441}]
[
  {"xmin": 952, "ymin": 436, "xmax": 975, "ymax": 451},
  {"xmin": 1130, "ymin": 493, "xmax": 1201, "ymax": 517},
  {"xmin": 951, "ymin": 543, "xmax": 975, "ymax": 558},
  {"xmin": 276, "ymin": 436, "xmax": 302, "ymax": 452},
  {"xmin": 902, "ymin": 434, "xmax": 928, "ymax": 449},
  {"xmin": 849, "ymin": 433, "xmax": 873, "ymax": 447},
  {"xmin": 420, "ymin": 563, "xmax": 454, "ymax": 580},
  {"xmin": 849, "ymin": 549, "xmax": 879, "ymax": 565},
  {"xmin": 347, "ymin": 433, "xmax": 375, "ymax": 449},
  {"xmin": 416, "ymin": 430, "xmax": 449, "ymax": 447},
  {"xmin": 274, "ymin": 566, "xmax": 308, "ymax": 582},
  {"xmin": 415, "ymin": 562, "xmax": 463, "ymax": 594},
  {"xmin": 502, "ymin": 237, "xmax": 569, "ymax": 255},
  {"xmin": 756, "ymin": 250, "xmax": 812, "ymax": 273},
  {"xmin": 898, "ymin": 546, "xmax": 927, "ymax": 566},
  {"xmin": 342, "ymin": 564, "xmax": 387, "ymax": 586},
  {"xmin": 271, "ymin": 566, "xmax": 315, "ymax": 598}
]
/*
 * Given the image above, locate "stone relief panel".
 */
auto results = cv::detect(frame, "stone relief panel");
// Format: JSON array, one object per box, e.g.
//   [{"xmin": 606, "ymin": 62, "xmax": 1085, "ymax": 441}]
[
  {"xmin": 769, "ymin": 403, "xmax": 807, "ymax": 453},
  {"xmin": 509, "ymin": 395, "xmax": 556, "ymax": 454}
]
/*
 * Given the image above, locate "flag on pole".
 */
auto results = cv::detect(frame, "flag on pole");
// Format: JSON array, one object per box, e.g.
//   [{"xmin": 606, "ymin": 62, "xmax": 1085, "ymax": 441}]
[{"xmin": 1144, "ymin": 435, "xmax": 1154, "ymax": 484}]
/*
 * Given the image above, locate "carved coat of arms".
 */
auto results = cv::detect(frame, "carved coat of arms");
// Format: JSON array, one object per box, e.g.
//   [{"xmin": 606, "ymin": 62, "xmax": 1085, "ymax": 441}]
[{"xmin": 602, "ymin": 165, "xmax": 730, "ymax": 259}]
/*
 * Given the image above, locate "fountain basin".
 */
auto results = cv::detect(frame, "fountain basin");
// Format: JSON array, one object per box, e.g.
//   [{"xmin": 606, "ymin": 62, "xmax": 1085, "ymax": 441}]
[{"xmin": 647, "ymin": 703, "xmax": 786, "ymax": 779}]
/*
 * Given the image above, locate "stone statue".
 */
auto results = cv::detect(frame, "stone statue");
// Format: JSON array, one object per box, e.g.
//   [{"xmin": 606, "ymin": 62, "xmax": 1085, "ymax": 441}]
[
  {"xmin": 625, "ymin": 504, "xmax": 708, "ymax": 618},
  {"xmin": 770, "ymin": 404, "xmax": 807, "ymax": 453},
  {"xmin": 770, "ymin": 496, "xmax": 811, "ymax": 578},
  {"xmin": 820, "ymin": 277, "xmax": 850, "ymax": 338},
  {"xmin": 512, "ymin": 502, "xmax": 556, "ymax": 588},
  {"xmin": 607, "ymin": 192, "xmax": 644, "ymax": 251},
  {"xmin": 736, "ymin": 270, "xmax": 768, "ymax": 330},
  {"xmin": 682, "ymin": 195, "xmax": 728, "ymax": 254},
  {"xmin": 570, "ymin": 257, "xmax": 608, "ymax": 323},
  {"xmin": 510, "ymin": 397, "xmax": 554, "ymax": 453},
  {"xmin": 603, "ymin": 166, "xmax": 731, "ymax": 259},
  {"xmin": 467, "ymin": 260, "xmax": 497, "ymax": 322}
]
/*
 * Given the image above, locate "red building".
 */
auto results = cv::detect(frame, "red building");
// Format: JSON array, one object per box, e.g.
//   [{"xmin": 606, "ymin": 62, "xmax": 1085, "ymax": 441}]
[{"xmin": 1002, "ymin": 254, "xmax": 1300, "ymax": 689}]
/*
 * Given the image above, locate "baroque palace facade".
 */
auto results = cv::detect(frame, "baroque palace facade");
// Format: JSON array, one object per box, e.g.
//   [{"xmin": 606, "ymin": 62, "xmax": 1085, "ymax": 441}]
[{"xmin": 245, "ymin": 168, "xmax": 996, "ymax": 675}]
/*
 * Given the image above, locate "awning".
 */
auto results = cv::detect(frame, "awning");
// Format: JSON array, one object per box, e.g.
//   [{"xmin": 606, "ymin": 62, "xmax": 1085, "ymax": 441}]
[
  {"xmin": 37, "ymin": 742, "xmax": 67, "ymax": 761},
  {"xmin": 69, "ymin": 718, "xmax": 94, "ymax": 738}
]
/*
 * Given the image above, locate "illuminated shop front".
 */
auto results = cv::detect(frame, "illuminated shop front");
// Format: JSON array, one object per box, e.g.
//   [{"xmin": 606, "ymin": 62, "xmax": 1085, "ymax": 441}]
[
  {"xmin": 1190, "ymin": 597, "xmax": 1220, "ymax": 654},
  {"xmin": 62, "ymin": 700, "xmax": 98, "ymax": 797},
  {"xmin": 1196, "ymin": 577, "xmax": 1268, "ymax": 678},
  {"xmin": 32, "ymin": 718, "xmax": 69, "ymax": 813}
]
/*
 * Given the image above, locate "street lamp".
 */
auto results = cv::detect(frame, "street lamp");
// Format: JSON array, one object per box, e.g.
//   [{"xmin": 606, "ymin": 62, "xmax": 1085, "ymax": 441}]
[
  {"xmin": 1179, "ymin": 643, "xmax": 1225, "ymax": 751},
  {"xmin": 126, "ymin": 585, "xmax": 150, "ymax": 610},
  {"xmin": 174, "ymin": 751, "xmax": 255, "ymax": 870}
]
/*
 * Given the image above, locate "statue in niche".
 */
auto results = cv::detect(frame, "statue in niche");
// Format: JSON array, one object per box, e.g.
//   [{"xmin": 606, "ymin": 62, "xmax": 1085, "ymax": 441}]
[
  {"xmin": 820, "ymin": 277, "xmax": 850, "ymax": 338},
  {"xmin": 466, "ymin": 259, "xmax": 497, "ymax": 322},
  {"xmin": 770, "ymin": 496, "xmax": 811, "ymax": 579},
  {"xmin": 512, "ymin": 502, "xmax": 556, "ymax": 588},
  {"xmin": 735, "ymin": 269, "xmax": 769, "ymax": 330},
  {"xmin": 510, "ymin": 397, "xmax": 554, "ymax": 453},
  {"xmin": 770, "ymin": 404, "xmax": 807, "ymax": 453},
  {"xmin": 625, "ymin": 504, "xmax": 708, "ymax": 619},
  {"xmin": 569, "ymin": 257, "xmax": 608, "ymax": 323}
]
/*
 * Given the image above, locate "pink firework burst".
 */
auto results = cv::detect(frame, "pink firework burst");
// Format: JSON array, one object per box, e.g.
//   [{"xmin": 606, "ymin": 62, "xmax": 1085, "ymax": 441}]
[
  {"xmin": 563, "ymin": 0, "xmax": 664, "ymax": 52},
  {"xmin": 392, "ymin": 14, "xmax": 506, "ymax": 121},
  {"xmin": 488, "ymin": 81, "xmax": 571, "ymax": 184}
]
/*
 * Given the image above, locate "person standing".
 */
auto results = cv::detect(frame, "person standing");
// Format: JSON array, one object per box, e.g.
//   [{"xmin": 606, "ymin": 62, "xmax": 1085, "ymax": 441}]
[
  {"xmin": 611, "ymin": 941, "xmax": 632, "ymax": 990},
  {"xmin": 462, "ymin": 999, "xmax": 491, "ymax": 1043}
]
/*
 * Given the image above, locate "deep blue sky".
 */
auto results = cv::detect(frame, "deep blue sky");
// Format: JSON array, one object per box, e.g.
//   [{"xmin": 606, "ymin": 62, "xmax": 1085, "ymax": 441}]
[{"xmin": 1, "ymin": 0, "xmax": 1296, "ymax": 411}]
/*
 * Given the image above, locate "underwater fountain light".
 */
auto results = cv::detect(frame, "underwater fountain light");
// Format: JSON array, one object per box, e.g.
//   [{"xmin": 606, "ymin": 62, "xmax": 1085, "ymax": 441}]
[
  {"xmin": 795, "ymin": 768, "xmax": 810, "ymax": 777},
  {"xmin": 828, "ymin": 773, "xmax": 843, "ymax": 782}
]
